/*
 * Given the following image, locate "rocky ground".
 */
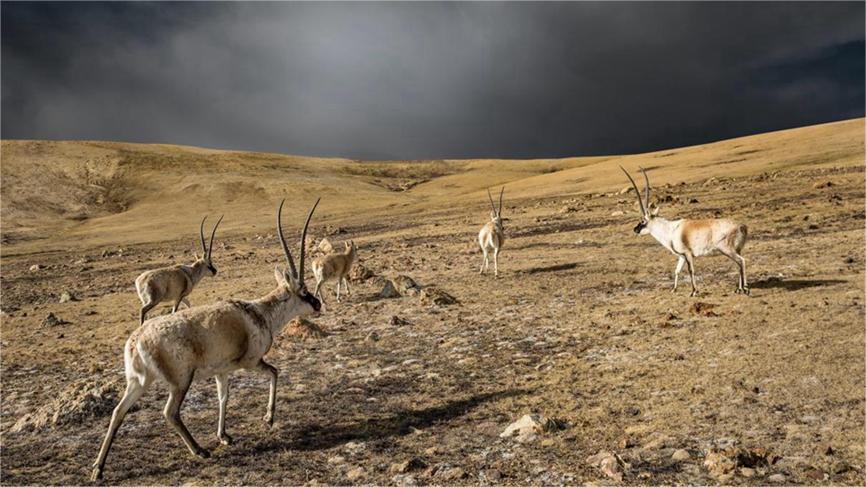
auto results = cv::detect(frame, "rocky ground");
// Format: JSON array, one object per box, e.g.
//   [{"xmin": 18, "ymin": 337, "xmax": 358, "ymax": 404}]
[{"xmin": 2, "ymin": 153, "xmax": 864, "ymax": 484}]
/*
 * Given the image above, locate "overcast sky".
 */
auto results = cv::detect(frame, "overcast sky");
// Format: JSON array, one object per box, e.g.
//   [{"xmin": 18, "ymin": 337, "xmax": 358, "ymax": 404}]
[{"xmin": 2, "ymin": 2, "xmax": 863, "ymax": 160}]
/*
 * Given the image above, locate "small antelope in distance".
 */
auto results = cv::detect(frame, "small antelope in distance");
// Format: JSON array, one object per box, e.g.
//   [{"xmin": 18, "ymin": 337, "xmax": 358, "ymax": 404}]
[
  {"xmin": 312, "ymin": 240, "xmax": 357, "ymax": 302},
  {"xmin": 478, "ymin": 187, "xmax": 506, "ymax": 277},
  {"xmin": 134, "ymin": 216, "xmax": 223, "ymax": 325},
  {"xmin": 92, "ymin": 199, "xmax": 322, "ymax": 481},
  {"xmin": 621, "ymin": 166, "xmax": 749, "ymax": 296}
]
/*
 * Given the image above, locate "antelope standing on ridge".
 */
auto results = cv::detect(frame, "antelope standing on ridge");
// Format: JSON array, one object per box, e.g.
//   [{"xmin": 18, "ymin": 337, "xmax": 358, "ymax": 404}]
[
  {"xmin": 92, "ymin": 199, "xmax": 322, "ymax": 481},
  {"xmin": 312, "ymin": 240, "xmax": 357, "ymax": 302},
  {"xmin": 134, "ymin": 216, "xmax": 223, "ymax": 325},
  {"xmin": 478, "ymin": 187, "xmax": 506, "ymax": 277},
  {"xmin": 621, "ymin": 166, "xmax": 749, "ymax": 296}
]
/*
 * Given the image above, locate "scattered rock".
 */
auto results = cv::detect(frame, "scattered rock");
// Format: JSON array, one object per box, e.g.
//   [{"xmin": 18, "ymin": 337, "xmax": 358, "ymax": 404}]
[
  {"xmin": 768, "ymin": 473, "xmax": 786, "ymax": 483},
  {"xmin": 804, "ymin": 468, "xmax": 826, "ymax": 481},
  {"xmin": 389, "ymin": 458, "xmax": 426, "ymax": 474},
  {"xmin": 41, "ymin": 313, "xmax": 69, "ymax": 328},
  {"xmin": 500, "ymin": 414, "xmax": 563, "ymax": 443},
  {"xmin": 671, "ymin": 449, "xmax": 691, "ymax": 461},
  {"xmin": 642, "ymin": 432, "xmax": 673, "ymax": 449},
  {"xmin": 813, "ymin": 181, "xmax": 834, "ymax": 189},
  {"xmin": 378, "ymin": 280, "xmax": 400, "ymax": 299},
  {"xmin": 392, "ymin": 275, "xmax": 419, "ymax": 296},
  {"xmin": 11, "ymin": 378, "xmax": 123, "ymax": 432},
  {"xmin": 419, "ymin": 287, "xmax": 458, "ymax": 306},
  {"xmin": 610, "ymin": 210, "xmax": 625, "ymax": 217},
  {"xmin": 29, "ymin": 264, "xmax": 43, "ymax": 272},
  {"xmin": 349, "ymin": 263, "xmax": 374, "ymax": 282},
  {"xmin": 559, "ymin": 206, "xmax": 578, "ymax": 214},
  {"xmin": 327, "ymin": 455, "xmax": 346, "ymax": 465},
  {"xmin": 620, "ymin": 186, "xmax": 635, "ymax": 194},
  {"xmin": 364, "ymin": 331, "xmax": 380, "ymax": 343},
  {"xmin": 59, "ymin": 292, "xmax": 78, "ymax": 303},
  {"xmin": 703, "ymin": 447, "xmax": 778, "ymax": 478},
  {"xmin": 688, "ymin": 198, "xmax": 699, "ymax": 204},
  {"xmin": 345, "ymin": 467, "xmax": 365, "ymax": 481},
  {"xmin": 281, "ymin": 317, "xmax": 329, "ymax": 340},
  {"xmin": 618, "ymin": 436, "xmax": 635, "ymax": 449},
  {"xmin": 739, "ymin": 467, "xmax": 755, "ymax": 477},
  {"xmin": 439, "ymin": 467, "xmax": 466, "ymax": 481},
  {"xmin": 388, "ymin": 315, "xmax": 412, "ymax": 326},
  {"xmin": 586, "ymin": 451, "xmax": 630, "ymax": 482}
]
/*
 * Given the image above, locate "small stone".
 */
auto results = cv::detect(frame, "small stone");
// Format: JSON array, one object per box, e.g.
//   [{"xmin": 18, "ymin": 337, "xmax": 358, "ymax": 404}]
[
  {"xmin": 345, "ymin": 467, "xmax": 365, "ymax": 481},
  {"xmin": 739, "ymin": 467, "xmax": 755, "ymax": 477},
  {"xmin": 804, "ymin": 469, "xmax": 825, "ymax": 481},
  {"xmin": 419, "ymin": 287, "xmax": 458, "ymax": 306},
  {"xmin": 29, "ymin": 264, "xmax": 43, "ymax": 272},
  {"xmin": 364, "ymin": 331, "xmax": 379, "ymax": 343},
  {"xmin": 389, "ymin": 458, "xmax": 426, "ymax": 474},
  {"xmin": 671, "ymin": 449, "xmax": 690, "ymax": 461},
  {"xmin": 440, "ymin": 467, "xmax": 466, "ymax": 481},
  {"xmin": 423, "ymin": 447, "xmax": 439, "ymax": 456},
  {"xmin": 327, "ymin": 455, "xmax": 346, "ymax": 464},
  {"xmin": 610, "ymin": 210, "xmax": 625, "ymax": 216},
  {"xmin": 59, "ymin": 292, "xmax": 78, "ymax": 303},
  {"xmin": 379, "ymin": 280, "xmax": 400, "ymax": 299},
  {"xmin": 768, "ymin": 473, "xmax": 785, "ymax": 483},
  {"xmin": 41, "ymin": 313, "xmax": 69, "ymax": 328},
  {"xmin": 389, "ymin": 315, "xmax": 411, "ymax": 326},
  {"xmin": 618, "ymin": 436, "xmax": 635, "ymax": 449}
]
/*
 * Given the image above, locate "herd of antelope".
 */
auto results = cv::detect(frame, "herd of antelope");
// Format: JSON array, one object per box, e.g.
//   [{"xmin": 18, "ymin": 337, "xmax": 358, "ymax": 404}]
[{"xmin": 92, "ymin": 167, "xmax": 749, "ymax": 480}]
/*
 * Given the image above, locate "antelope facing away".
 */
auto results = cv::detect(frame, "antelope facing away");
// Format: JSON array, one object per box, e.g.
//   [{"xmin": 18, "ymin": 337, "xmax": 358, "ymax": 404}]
[
  {"xmin": 621, "ymin": 166, "xmax": 749, "ymax": 296},
  {"xmin": 92, "ymin": 199, "xmax": 323, "ymax": 481},
  {"xmin": 478, "ymin": 187, "xmax": 506, "ymax": 277},
  {"xmin": 312, "ymin": 240, "xmax": 357, "ymax": 302},
  {"xmin": 134, "ymin": 216, "xmax": 223, "ymax": 325}
]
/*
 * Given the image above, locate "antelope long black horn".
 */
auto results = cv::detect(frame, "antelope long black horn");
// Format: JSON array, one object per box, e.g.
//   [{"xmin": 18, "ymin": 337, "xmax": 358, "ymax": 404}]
[
  {"xmin": 498, "ymin": 187, "xmax": 504, "ymax": 216},
  {"xmin": 207, "ymin": 215, "xmax": 223, "ymax": 259},
  {"xmin": 639, "ymin": 166, "xmax": 651, "ymax": 211},
  {"xmin": 199, "ymin": 216, "xmax": 208, "ymax": 255},
  {"xmin": 620, "ymin": 166, "xmax": 647, "ymax": 216},
  {"xmin": 277, "ymin": 199, "xmax": 299, "ymax": 279},
  {"xmin": 487, "ymin": 188, "xmax": 497, "ymax": 214},
  {"xmin": 298, "ymin": 197, "xmax": 321, "ymax": 284}
]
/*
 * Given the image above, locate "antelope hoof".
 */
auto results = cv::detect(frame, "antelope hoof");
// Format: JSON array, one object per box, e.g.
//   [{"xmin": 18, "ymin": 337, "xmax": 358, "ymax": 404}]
[
  {"xmin": 218, "ymin": 433, "xmax": 233, "ymax": 446},
  {"xmin": 263, "ymin": 413, "xmax": 274, "ymax": 427},
  {"xmin": 91, "ymin": 467, "xmax": 103, "ymax": 481},
  {"xmin": 743, "ymin": 287, "xmax": 751, "ymax": 296},
  {"xmin": 690, "ymin": 290, "xmax": 699, "ymax": 297},
  {"xmin": 194, "ymin": 448, "xmax": 211, "ymax": 459}
]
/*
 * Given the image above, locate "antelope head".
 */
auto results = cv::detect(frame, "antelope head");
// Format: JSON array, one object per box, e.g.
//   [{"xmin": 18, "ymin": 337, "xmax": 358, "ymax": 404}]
[
  {"xmin": 487, "ymin": 187, "xmax": 505, "ymax": 228},
  {"xmin": 621, "ymin": 166, "xmax": 658, "ymax": 235},
  {"xmin": 275, "ymin": 198, "xmax": 322, "ymax": 313},
  {"xmin": 196, "ymin": 215, "xmax": 224, "ymax": 275}
]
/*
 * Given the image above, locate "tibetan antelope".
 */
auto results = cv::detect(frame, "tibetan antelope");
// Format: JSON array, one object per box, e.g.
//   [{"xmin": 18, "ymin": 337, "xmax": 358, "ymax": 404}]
[
  {"xmin": 478, "ymin": 187, "xmax": 506, "ymax": 277},
  {"xmin": 621, "ymin": 166, "xmax": 749, "ymax": 296},
  {"xmin": 92, "ymin": 199, "xmax": 322, "ymax": 481},
  {"xmin": 134, "ymin": 216, "xmax": 223, "ymax": 325},
  {"xmin": 312, "ymin": 240, "xmax": 357, "ymax": 302}
]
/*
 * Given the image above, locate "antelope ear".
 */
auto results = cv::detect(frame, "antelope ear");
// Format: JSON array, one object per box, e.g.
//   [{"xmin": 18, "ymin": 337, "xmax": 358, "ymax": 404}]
[
  {"xmin": 274, "ymin": 265, "xmax": 289, "ymax": 287},
  {"xmin": 650, "ymin": 204, "xmax": 660, "ymax": 216},
  {"xmin": 194, "ymin": 252, "xmax": 200, "ymax": 260}
]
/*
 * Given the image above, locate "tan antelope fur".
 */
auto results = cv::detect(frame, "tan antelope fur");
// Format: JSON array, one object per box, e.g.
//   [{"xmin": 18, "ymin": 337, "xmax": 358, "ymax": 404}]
[
  {"xmin": 478, "ymin": 187, "xmax": 506, "ymax": 277},
  {"xmin": 621, "ymin": 166, "xmax": 749, "ymax": 296},
  {"xmin": 92, "ymin": 199, "xmax": 322, "ymax": 481},
  {"xmin": 312, "ymin": 240, "xmax": 357, "ymax": 302},
  {"xmin": 134, "ymin": 216, "xmax": 223, "ymax": 325}
]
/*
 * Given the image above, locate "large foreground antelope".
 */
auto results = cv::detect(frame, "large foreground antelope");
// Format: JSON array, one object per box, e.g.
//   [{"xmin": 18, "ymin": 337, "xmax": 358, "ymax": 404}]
[
  {"xmin": 92, "ymin": 199, "xmax": 322, "ymax": 481},
  {"xmin": 134, "ymin": 216, "xmax": 223, "ymax": 325},
  {"xmin": 478, "ymin": 187, "xmax": 506, "ymax": 277},
  {"xmin": 621, "ymin": 166, "xmax": 749, "ymax": 296},
  {"xmin": 312, "ymin": 240, "xmax": 357, "ymax": 302}
]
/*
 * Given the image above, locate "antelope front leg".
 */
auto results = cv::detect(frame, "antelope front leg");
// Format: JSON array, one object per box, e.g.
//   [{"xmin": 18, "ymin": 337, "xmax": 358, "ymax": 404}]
[
  {"xmin": 672, "ymin": 256, "xmax": 685, "ymax": 292},
  {"xmin": 493, "ymin": 247, "xmax": 500, "ymax": 278},
  {"xmin": 215, "ymin": 374, "xmax": 233, "ymax": 445},
  {"xmin": 256, "ymin": 360, "xmax": 279, "ymax": 427}
]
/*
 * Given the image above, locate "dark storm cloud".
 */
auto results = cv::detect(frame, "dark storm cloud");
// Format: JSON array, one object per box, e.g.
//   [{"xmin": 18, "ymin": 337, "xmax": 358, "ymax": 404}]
[{"xmin": 2, "ymin": 2, "xmax": 863, "ymax": 159}]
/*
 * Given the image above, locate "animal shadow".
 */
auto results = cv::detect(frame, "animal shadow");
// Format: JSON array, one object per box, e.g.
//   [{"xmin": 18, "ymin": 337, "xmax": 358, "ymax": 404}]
[
  {"xmin": 271, "ymin": 389, "xmax": 529, "ymax": 452},
  {"xmin": 750, "ymin": 278, "xmax": 847, "ymax": 291},
  {"xmin": 523, "ymin": 262, "xmax": 580, "ymax": 275}
]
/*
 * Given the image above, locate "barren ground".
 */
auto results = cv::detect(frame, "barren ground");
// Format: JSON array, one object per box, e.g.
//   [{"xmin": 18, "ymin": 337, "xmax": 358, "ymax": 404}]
[{"xmin": 1, "ymin": 119, "xmax": 864, "ymax": 485}]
